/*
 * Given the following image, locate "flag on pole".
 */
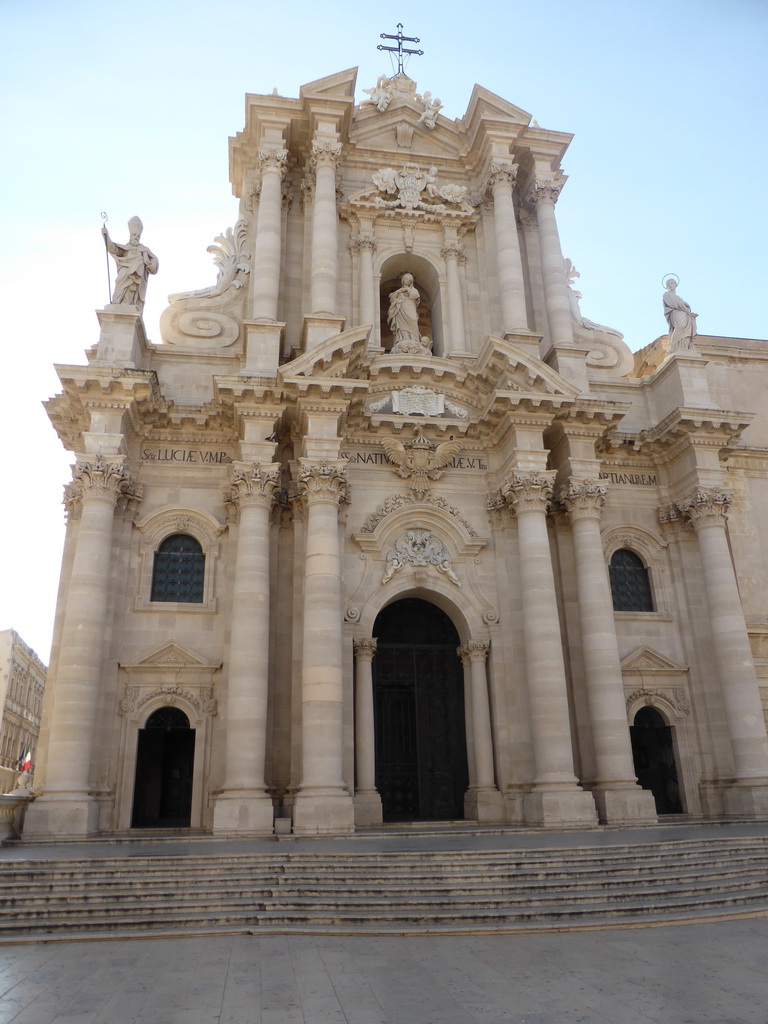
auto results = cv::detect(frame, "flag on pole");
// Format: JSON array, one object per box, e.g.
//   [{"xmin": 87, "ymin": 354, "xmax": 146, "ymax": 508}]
[{"xmin": 19, "ymin": 748, "xmax": 32, "ymax": 773}]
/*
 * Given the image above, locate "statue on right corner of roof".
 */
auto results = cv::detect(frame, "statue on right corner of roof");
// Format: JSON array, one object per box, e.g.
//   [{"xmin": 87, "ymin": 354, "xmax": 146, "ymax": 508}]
[{"xmin": 663, "ymin": 278, "xmax": 698, "ymax": 354}]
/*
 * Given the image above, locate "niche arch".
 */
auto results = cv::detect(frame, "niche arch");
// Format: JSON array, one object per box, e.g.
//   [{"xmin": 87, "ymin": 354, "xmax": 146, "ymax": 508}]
[{"xmin": 377, "ymin": 251, "xmax": 446, "ymax": 356}]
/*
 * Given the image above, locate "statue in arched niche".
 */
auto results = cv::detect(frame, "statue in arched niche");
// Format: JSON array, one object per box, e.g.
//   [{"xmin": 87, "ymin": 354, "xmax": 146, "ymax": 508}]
[{"xmin": 387, "ymin": 273, "xmax": 432, "ymax": 356}]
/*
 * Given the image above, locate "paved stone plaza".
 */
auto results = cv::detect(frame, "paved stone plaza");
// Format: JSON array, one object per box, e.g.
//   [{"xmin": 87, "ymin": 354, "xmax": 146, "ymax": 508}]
[{"xmin": 0, "ymin": 918, "xmax": 766, "ymax": 1024}]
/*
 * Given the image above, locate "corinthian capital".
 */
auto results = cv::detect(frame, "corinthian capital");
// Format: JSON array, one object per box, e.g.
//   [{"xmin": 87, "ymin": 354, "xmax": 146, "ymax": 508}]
[
  {"xmin": 257, "ymin": 147, "xmax": 288, "ymax": 178},
  {"xmin": 298, "ymin": 460, "xmax": 349, "ymax": 506},
  {"xmin": 71, "ymin": 456, "xmax": 137, "ymax": 503},
  {"xmin": 310, "ymin": 139, "xmax": 343, "ymax": 172},
  {"xmin": 559, "ymin": 478, "xmax": 607, "ymax": 521},
  {"xmin": 224, "ymin": 463, "xmax": 281, "ymax": 520},
  {"xmin": 353, "ymin": 637, "xmax": 378, "ymax": 662},
  {"xmin": 678, "ymin": 488, "xmax": 732, "ymax": 530},
  {"xmin": 501, "ymin": 470, "xmax": 556, "ymax": 514},
  {"xmin": 528, "ymin": 177, "xmax": 563, "ymax": 206},
  {"xmin": 458, "ymin": 640, "xmax": 490, "ymax": 663},
  {"xmin": 440, "ymin": 242, "xmax": 467, "ymax": 264},
  {"xmin": 485, "ymin": 160, "xmax": 518, "ymax": 192}
]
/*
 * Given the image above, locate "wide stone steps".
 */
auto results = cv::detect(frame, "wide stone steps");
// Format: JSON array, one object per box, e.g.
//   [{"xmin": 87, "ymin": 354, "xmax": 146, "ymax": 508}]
[{"xmin": 1, "ymin": 834, "xmax": 767, "ymax": 940}]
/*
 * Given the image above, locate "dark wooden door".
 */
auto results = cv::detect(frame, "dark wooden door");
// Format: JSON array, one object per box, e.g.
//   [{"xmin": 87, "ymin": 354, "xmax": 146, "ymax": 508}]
[
  {"xmin": 630, "ymin": 706, "xmax": 682, "ymax": 814},
  {"xmin": 373, "ymin": 599, "xmax": 468, "ymax": 821},
  {"xmin": 131, "ymin": 707, "xmax": 195, "ymax": 827}
]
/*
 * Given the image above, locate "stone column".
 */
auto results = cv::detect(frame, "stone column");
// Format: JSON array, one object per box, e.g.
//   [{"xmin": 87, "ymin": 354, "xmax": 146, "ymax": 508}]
[
  {"xmin": 309, "ymin": 140, "xmax": 343, "ymax": 315},
  {"xmin": 679, "ymin": 488, "xmax": 768, "ymax": 816},
  {"xmin": 213, "ymin": 462, "xmax": 280, "ymax": 834},
  {"xmin": 441, "ymin": 242, "xmax": 468, "ymax": 355},
  {"xmin": 503, "ymin": 471, "xmax": 598, "ymax": 825},
  {"xmin": 560, "ymin": 479, "xmax": 657, "ymax": 823},
  {"xmin": 528, "ymin": 178, "xmax": 573, "ymax": 348},
  {"xmin": 353, "ymin": 638, "xmax": 382, "ymax": 825},
  {"xmin": 292, "ymin": 461, "xmax": 355, "ymax": 833},
  {"xmin": 357, "ymin": 236, "xmax": 377, "ymax": 331},
  {"xmin": 458, "ymin": 641, "xmax": 503, "ymax": 820},
  {"xmin": 251, "ymin": 147, "xmax": 288, "ymax": 321},
  {"xmin": 24, "ymin": 456, "xmax": 139, "ymax": 837},
  {"xmin": 487, "ymin": 160, "xmax": 528, "ymax": 333}
]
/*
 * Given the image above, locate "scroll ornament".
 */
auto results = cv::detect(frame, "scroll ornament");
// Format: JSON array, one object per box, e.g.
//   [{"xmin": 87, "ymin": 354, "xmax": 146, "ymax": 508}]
[{"xmin": 160, "ymin": 220, "xmax": 251, "ymax": 349}]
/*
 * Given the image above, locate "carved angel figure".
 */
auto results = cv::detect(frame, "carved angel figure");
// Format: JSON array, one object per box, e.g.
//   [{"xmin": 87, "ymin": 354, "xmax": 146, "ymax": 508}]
[
  {"xmin": 382, "ymin": 433, "xmax": 462, "ymax": 497},
  {"xmin": 372, "ymin": 167, "xmax": 398, "ymax": 194},
  {"xmin": 363, "ymin": 76, "xmax": 393, "ymax": 112},
  {"xmin": 417, "ymin": 91, "xmax": 443, "ymax": 129},
  {"xmin": 438, "ymin": 183, "xmax": 468, "ymax": 205}
]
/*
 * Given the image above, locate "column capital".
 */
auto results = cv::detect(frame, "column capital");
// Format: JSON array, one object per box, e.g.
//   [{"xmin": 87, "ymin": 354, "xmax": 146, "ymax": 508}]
[
  {"xmin": 349, "ymin": 235, "xmax": 376, "ymax": 256},
  {"xmin": 353, "ymin": 637, "xmax": 378, "ymax": 662},
  {"xmin": 224, "ymin": 463, "xmax": 281, "ymax": 520},
  {"xmin": 310, "ymin": 139, "xmax": 343, "ymax": 172},
  {"xmin": 458, "ymin": 640, "xmax": 490, "ymax": 664},
  {"xmin": 64, "ymin": 455, "xmax": 139, "ymax": 520},
  {"xmin": 298, "ymin": 460, "xmax": 349, "ymax": 506},
  {"xmin": 502, "ymin": 470, "xmax": 556, "ymax": 514},
  {"xmin": 678, "ymin": 488, "xmax": 732, "ymax": 530},
  {"xmin": 485, "ymin": 159, "xmax": 518, "ymax": 192},
  {"xmin": 559, "ymin": 478, "xmax": 607, "ymax": 521},
  {"xmin": 441, "ymin": 242, "xmax": 467, "ymax": 264},
  {"xmin": 257, "ymin": 147, "xmax": 288, "ymax": 179},
  {"xmin": 527, "ymin": 176, "xmax": 564, "ymax": 207}
]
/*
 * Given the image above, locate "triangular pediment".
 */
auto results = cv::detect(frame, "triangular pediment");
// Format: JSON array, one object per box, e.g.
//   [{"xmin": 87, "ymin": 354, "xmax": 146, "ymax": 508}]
[
  {"xmin": 351, "ymin": 109, "xmax": 463, "ymax": 161},
  {"xmin": 461, "ymin": 84, "xmax": 532, "ymax": 131},
  {"xmin": 621, "ymin": 645, "xmax": 688, "ymax": 673},
  {"xmin": 123, "ymin": 642, "xmax": 220, "ymax": 671},
  {"xmin": 300, "ymin": 67, "xmax": 358, "ymax": 101}
]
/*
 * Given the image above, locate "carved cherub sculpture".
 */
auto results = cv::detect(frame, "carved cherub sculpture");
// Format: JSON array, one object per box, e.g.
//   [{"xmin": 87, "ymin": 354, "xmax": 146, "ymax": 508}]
[{"xmin": 417, "ymin": 91, "xmax": 443, "ymax": 129}]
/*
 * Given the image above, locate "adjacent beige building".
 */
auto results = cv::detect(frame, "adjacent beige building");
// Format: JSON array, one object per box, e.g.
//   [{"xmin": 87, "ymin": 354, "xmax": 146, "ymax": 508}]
[
  {"xmin": 24, "ymin": 68, "xmax": 768, "ymax": 838},
  {"xmin": 0, "ymin": 630, "xmax": 46, "ymax": 793}
]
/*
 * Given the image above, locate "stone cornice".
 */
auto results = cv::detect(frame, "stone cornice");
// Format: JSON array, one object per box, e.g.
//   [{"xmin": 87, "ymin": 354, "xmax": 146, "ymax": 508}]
[
  {"xmin": 46, "ymin": 366, "xmax": 166, "ymax": 452},
  {"xmin": 635, "ymin": 408, "xmax": 753, "ymax": 460}
]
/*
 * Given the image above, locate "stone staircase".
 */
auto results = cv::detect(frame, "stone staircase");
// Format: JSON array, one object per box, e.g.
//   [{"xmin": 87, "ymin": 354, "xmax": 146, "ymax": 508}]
[{"xmin": 2, "ymin": 833, "xmax": 768, "ymax": 942}]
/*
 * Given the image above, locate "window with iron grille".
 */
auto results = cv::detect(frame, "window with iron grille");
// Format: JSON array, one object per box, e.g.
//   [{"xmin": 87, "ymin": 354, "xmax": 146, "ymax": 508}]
[
  {"xmin": 609, "ymin": 548, "xmax": 653, "ymax": 612},
  {"xmin": 150, "ymin": 534, "xmax": 205, "ymax": 603}
]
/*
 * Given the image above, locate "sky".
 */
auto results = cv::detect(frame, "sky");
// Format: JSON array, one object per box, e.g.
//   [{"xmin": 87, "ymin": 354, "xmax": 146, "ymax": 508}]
[{"xmin": 1, "ymin": 0, "xmax": 766, "ymax": 661}]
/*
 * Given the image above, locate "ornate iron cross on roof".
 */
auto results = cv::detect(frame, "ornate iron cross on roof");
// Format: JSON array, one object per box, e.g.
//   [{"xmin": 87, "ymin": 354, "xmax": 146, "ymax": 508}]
[{"xmin": 378, "ymin": 24, "xmax": 423, "ymax": 74}]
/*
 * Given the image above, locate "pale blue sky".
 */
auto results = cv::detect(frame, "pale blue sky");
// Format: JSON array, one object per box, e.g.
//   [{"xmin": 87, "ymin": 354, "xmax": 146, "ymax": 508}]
[{"xmin": 1, "ymin": 0, "xmax": 766, "ymax": 658}]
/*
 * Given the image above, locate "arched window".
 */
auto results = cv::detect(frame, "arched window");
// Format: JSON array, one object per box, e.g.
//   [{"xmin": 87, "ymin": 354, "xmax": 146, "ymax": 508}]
[
  {"xmin": 609, "ymin": 548, "xmax": 653, "ymax": 612},
  {"xmin": 151, "ymin": 534, "xmax": 205, "ymax": 603}
]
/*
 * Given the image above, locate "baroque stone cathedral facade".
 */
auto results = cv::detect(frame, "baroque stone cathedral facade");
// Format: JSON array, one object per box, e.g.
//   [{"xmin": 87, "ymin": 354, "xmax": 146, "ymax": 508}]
[{"xmin": 25, "ymin": 68, "xmax": 768, "ymax": 838}]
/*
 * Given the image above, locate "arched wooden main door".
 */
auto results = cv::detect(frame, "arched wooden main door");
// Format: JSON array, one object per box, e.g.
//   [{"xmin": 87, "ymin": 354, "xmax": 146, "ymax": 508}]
[
  {"xmin": 131, "ymin": 706, "xmax": 195, "ymax": 827},
  {"xmin": 372, "ymin": 598, "xmax": 468, "ymax": 821},
  {"xmin": 630, "ymin": 706, "xmax": 683, "ymax": 814}
]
